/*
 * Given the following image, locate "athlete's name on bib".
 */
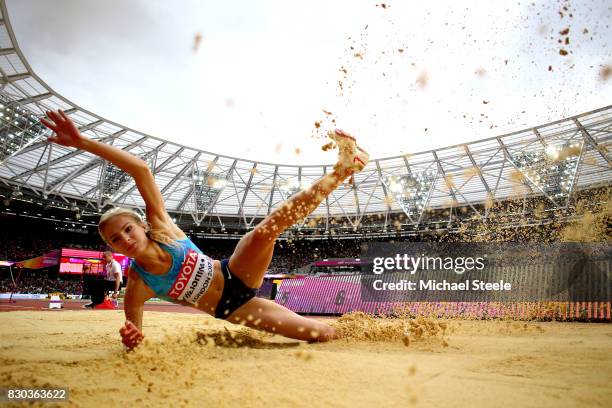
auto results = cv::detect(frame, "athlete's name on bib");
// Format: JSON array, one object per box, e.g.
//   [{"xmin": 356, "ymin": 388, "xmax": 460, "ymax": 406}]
[{"xmin": 168, "ymin": 249, "xmax": 214, "ymax": 304}]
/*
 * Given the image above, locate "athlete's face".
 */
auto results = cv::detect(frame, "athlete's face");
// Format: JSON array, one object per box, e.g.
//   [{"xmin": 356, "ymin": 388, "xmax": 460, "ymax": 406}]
[{"xmin": 103, "ymin": 214, "xmax": 148, "ymax": 256}]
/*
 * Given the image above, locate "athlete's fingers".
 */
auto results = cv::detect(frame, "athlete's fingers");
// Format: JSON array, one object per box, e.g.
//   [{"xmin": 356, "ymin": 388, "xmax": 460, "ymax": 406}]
[
  {"xmin": 124, "ymin": 320, "xmax": 137, "ymax": 329},
  {"xmin": 120, "ymin": 321, "xmax": 143, "ymax": 349},
  {"xmin": 58, "ymin": 109, "xmax": 69, "ymax": 121},
  {"xmin": 124, "ymin": 329, "xmax": 139, "ymax": 339},
  {"xmin": 122, "ymin": 325, "xmax": 143, "ymax": 342},
  {"xmin": 120, "ymin": 325, "xmax": 140, "ymax": 340},
  {"xmin": 122, "ymin": 331, "xmax": 140, "ymax": 345},
  {"xmin": 40, "ymin": 118, "xmax": 58, "ymax": 132},
  {"xmin": 47, "ymin": 110, "xmax": 62, "ymax": 124},
  {"xmin": 121, "ymin": 327, "xmax": 138, "ymax": 340},
  {"xmin": 124, "ymin": 333, "xmax": 142, "ymax": 348},
  {"xmin": 121, "ymin": 322, "xmax": 134, "ymax": 333},
  {"xmin": 126, "ymin": 332, "xmax": 140, "ymax": 340}
]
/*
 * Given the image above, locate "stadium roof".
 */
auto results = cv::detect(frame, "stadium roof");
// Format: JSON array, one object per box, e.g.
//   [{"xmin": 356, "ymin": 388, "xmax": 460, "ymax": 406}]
[{"xmin": 0, "ymin": 1, "xmax": 611, "ymax": 230}]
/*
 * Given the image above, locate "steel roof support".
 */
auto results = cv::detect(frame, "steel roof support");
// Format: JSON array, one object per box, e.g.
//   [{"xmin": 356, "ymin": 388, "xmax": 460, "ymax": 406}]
[
  {"xmin": 112, "ymin": 142, "xmax": 173, "ymax": 203},
  {"xmin": 432, "ymin": 151, "xmax": 460, "ymax": 224},
  {"xmin": 175, "ymin": 154, "xmax": 208, "ymax": 211},
  {"xmin": 574, "ymin": 118, "xmax": 612, "ymax": 167},
  {"xmin": 238, "ymin": 162, "xmax": 257, "ymax": 227},
  {"xmin": 376, "ymin": 160, "xmax": 393, "ymax": 213},
  {"xmin": 464, "ymin": 145, "xmax": 492, "ymax": 217},
  {"xmin": 267, "ymin": 165, "xmax": 278, "ymax": 216}
]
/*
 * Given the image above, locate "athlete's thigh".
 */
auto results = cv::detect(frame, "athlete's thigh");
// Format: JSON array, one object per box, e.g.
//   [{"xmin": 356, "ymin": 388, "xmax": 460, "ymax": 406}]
[{"xmin": 228, "ymin": 230, "xmax": 275, "ymax": 288}]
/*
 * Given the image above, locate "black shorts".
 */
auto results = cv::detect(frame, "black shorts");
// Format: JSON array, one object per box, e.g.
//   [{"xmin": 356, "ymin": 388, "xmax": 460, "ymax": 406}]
[
  {"xmin": 215, "ymin": 259, "xmax": 257, "ymax": 319},
  {"xmin": 105, "ymin": 280, "xmax": 122, "ymax": 292}
]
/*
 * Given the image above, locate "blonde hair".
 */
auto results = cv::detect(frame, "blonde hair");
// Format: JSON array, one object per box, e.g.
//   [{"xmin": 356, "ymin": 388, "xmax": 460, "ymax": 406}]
[{"xmin": 98, "ymin": 207, "xmax": 179, "ymax": 248}]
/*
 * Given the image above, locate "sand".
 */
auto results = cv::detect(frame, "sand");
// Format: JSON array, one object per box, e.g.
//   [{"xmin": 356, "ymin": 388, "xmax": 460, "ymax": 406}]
[{"xmin": 1, "ymin": 311, "xmax": 611, "ymax": 407}]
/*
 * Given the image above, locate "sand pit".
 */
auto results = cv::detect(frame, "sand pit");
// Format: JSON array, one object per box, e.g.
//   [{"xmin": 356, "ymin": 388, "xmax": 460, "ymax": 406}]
[{"xmin": 0, "ymin": 310, "xmax": 611, "ymax": 407}]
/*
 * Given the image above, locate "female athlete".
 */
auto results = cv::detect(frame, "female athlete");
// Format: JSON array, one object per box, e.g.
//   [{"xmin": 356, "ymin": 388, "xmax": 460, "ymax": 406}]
[{"xmin": 41, "ymin": 110, "xmax": 368, "ymax": 349}]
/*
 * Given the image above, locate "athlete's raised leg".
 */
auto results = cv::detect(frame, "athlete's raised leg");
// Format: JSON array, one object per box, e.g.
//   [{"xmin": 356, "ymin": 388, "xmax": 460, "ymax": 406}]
[{"xmin": 228, "ymin": 130, "xmax": 369, "ymax": 288}]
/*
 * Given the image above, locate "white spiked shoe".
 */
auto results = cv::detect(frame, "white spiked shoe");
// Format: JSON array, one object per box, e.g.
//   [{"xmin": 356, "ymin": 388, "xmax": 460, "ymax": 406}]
[{"xmin": 328, "ymin": 129, "xmax": 369, "ymax": 178}]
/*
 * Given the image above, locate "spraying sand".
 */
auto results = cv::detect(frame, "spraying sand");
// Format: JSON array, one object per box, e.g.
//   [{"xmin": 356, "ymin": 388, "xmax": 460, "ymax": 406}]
[{"xmin": 1, "ymin": 310, "xmax": 611, "ymax": 407}]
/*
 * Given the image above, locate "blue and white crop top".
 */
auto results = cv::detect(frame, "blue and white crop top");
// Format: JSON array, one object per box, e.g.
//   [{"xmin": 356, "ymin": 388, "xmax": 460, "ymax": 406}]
[{"xmin": 130, "ymin": 238, "xmax": 215, "ymax": 305}]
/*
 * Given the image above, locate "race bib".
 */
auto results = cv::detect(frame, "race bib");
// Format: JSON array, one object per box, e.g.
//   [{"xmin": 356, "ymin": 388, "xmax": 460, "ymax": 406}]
[{"xmin": 167, "ymin": 249, "xmax": 214, "ymax": 304}]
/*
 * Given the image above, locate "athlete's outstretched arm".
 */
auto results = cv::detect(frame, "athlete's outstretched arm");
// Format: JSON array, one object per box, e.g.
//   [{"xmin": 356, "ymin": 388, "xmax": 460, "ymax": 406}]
[
  {"xmin": 40, "ymin": 110, "xmax": 170, "ymax": 226},
  {"xmin": 119, "ymin": 268, "xmax": 154, "ymax": 349}
]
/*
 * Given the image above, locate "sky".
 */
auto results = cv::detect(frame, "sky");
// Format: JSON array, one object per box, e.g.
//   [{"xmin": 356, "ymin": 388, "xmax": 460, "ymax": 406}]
[{"xmin": 6, "ymin": 0, "xmax": 612, "ymax": 165}]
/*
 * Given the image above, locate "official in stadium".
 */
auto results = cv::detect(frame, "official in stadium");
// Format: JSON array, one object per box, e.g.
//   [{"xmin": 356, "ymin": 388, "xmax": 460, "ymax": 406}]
[{"xmin": 103, "ymin": 250, "xmax": 123, "ymax": 300}]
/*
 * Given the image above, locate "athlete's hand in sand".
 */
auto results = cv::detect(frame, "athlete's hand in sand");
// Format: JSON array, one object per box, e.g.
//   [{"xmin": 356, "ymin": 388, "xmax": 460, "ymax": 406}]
[
  {"xmin": 119, "ymin": 320, "xmax": 144, "ymax": 350},
  {"xmin": 40, "ymin": 110, "xmax": 86, "ymax": 148}
]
